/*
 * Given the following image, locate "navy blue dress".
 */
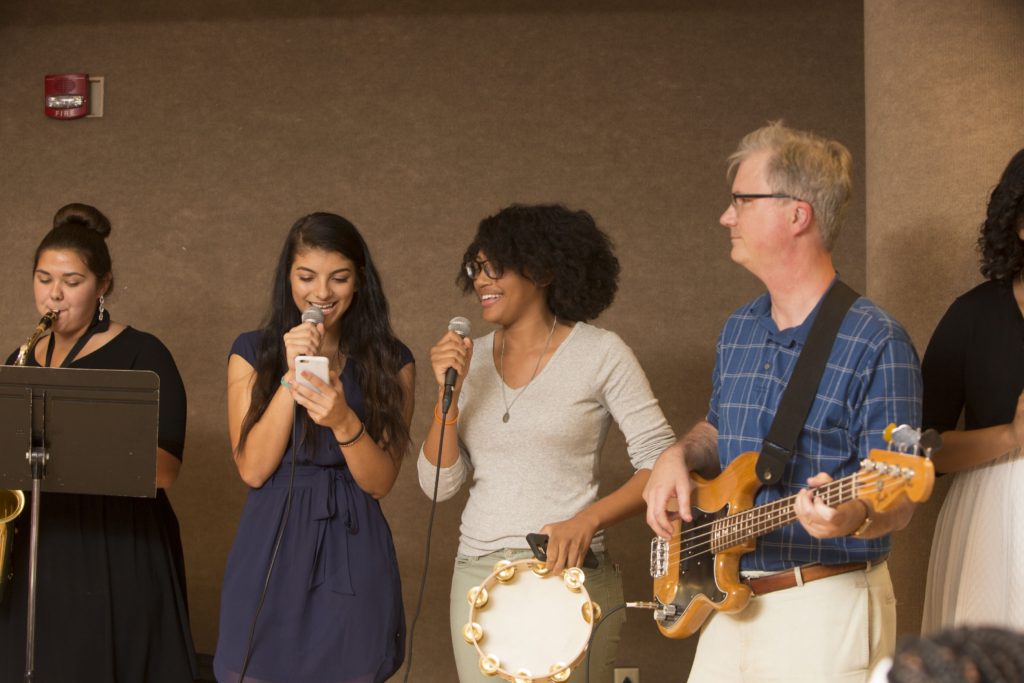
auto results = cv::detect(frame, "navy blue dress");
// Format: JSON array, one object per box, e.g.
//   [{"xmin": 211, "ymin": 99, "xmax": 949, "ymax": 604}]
[{"xmin": 214, "ymin": 331, "xmax": 408, "ymax": 683}]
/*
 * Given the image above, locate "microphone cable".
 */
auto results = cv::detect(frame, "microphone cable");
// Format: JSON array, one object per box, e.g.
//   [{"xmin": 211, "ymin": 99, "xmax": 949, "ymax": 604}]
[
  {"xmin": 401, "ymin": 397, "xmax": 452, "ymax": 683},
  {"xmin": 237, "ymin": 403, "xmax": 301, "ymax": 682},
  {"xmin": 581, "ymin": 600, "xmax": 660, "ymax": 683}
]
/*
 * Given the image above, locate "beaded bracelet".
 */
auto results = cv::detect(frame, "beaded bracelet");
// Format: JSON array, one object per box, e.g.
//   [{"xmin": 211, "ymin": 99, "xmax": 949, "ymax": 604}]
[
  {"xmin": 433, "ymin": 404, "xmax": 458, "ymax": 426},
  {"xmin": 337, "ymin": 422, "xmax": 366, "ymax": 448}
]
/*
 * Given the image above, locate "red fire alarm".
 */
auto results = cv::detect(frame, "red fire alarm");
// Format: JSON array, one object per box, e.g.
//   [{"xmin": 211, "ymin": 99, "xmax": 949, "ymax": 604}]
[{"xmin": 44, "ymin": 73, "xmax": 89, "ymax": 119}]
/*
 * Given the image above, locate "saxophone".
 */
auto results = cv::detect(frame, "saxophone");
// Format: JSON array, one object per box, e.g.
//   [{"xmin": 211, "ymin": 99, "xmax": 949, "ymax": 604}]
[{"xmin": 1, "ymin": 311, "xmax": 56, "ymax": 601}]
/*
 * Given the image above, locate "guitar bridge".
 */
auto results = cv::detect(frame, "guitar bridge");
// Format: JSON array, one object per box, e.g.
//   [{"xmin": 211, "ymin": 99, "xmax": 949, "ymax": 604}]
[{"xmin": 650, "ymin": 536, "xmax": 668, "ymax": 578}]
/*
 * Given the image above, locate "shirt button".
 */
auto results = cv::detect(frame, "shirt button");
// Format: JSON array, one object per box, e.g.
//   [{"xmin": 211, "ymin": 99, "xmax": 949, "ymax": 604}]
[{"xmin": 764, "ymin": 362, "xmax": 771, "ymax": 370}]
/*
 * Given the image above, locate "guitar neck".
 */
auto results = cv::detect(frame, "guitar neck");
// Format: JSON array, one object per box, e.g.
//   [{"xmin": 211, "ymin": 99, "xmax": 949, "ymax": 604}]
[{"xmin": 712, "ymin": 473, "xmax": 859, "ymax": 552}]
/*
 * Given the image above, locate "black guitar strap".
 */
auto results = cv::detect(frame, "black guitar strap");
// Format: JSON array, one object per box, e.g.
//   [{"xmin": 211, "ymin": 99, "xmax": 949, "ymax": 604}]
[{"xmin": 756, "ymin": 280, "xmax": 860, "ymax": 484}]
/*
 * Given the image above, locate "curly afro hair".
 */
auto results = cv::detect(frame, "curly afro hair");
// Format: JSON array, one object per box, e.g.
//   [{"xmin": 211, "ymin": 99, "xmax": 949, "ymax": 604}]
[
  {"xmin": 888, "ymin": 626, "xmax": 1024, "ymax": 683},
  {"xmin": 978, "ymin": 147, "xmax": 1024, "ymax": 282},
  {"xmin": 456, "ymin": 204, "xmax": 620, "ymax": 323}
]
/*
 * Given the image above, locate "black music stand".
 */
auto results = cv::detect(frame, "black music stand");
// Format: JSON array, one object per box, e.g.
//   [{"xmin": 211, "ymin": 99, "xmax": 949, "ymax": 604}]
[{"xmin": 0, "ymin": 365, "xmax": 159, "ymax": 683}]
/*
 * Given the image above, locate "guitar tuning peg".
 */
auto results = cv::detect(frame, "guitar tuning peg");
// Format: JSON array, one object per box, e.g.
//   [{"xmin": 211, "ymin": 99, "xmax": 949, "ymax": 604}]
[
  {"xmin": 888, "ymin": 424, "xmax": 921, "ymax": 453},
  {"xmin": 919, "ymin": 429, "xmax": 942, "ymax": 458},
  {"xmin": 883, "ymin": 423, "xmax": 896, "ymax": 444}
]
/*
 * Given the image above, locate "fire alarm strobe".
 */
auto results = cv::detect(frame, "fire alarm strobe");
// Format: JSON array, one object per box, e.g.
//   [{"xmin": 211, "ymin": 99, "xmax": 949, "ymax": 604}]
[{"xmin": 45, "ymin": 73, "xmax": 89, "ymax": 119}]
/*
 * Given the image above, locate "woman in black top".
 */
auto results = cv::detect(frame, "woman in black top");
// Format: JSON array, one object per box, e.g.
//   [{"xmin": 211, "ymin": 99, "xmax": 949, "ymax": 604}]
[
  {"xmin": 921, "ymin": 148, "xmax": 1024, "ymax": 633},
  {"xmin": 0, "ymin": 204, "xmax": 197, "ymax": 682}
]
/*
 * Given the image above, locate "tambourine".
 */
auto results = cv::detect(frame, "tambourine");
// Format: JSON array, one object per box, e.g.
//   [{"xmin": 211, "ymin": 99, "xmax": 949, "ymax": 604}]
[{"xmin": 463, "ymin": 559, "xmax": 602, "ymax": 682}]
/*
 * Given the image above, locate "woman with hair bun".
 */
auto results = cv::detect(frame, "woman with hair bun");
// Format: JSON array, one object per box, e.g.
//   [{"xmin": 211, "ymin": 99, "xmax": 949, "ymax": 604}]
[
  {"xmin": 0, "ymin": 203, "xmax": 197, "ymax": 681},
  {"xmin": 921, "ymin": 148, "xmax": 1024, "ymax": 632},
  {"xmin": 419, "ymin": 204, "xmax": 676, "ymax": 682},
  {"xmin": 214, "ymin": 212, "xmax": 413, "ymax": 683}
]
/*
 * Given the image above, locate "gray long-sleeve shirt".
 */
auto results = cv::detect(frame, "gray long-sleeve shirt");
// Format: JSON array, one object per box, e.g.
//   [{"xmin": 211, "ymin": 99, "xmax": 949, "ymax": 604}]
[{"xmin": 418, "ymin": 322, "xmax": 676, "ymax": 557}]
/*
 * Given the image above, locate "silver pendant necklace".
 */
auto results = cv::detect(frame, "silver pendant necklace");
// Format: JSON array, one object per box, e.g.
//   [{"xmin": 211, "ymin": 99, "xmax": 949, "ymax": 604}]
[{"xmin": 499, "ymin": 316, "xmax": 558, "ymax": 423}]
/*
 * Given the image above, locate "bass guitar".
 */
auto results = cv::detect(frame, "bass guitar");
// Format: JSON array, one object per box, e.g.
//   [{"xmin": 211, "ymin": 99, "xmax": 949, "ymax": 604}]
[{"xmin": 649, "ymin": 426, "xmax": 936, "ymax": 639}]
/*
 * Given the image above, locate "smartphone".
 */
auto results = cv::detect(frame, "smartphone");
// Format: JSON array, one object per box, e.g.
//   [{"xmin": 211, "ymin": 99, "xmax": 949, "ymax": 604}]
[
  {"xmin": 295, "ymin": 355, "xmax": 330, "ymax": 392},
  {"xmin": 526, "ymin": 533, "xmax": 599, "ymax": 569}
]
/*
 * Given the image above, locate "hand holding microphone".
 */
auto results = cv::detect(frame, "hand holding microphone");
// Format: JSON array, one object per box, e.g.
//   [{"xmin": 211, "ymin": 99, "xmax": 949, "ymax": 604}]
[
  {"xmin": 431, "ymin": 316, "xmax": 472, "ymax": 414},
  {"xmin": 283, "ymin": 306, "xmax": 326, "ymax": 373}
]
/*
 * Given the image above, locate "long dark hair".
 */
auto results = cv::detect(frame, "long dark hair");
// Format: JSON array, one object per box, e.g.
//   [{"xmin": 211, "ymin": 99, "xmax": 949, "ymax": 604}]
[
  {"xmin": 978, "ymin": 148, "xmax": 1024, "ymax": 282},
  {"xmin": 238, "ymin": 212, "xmax": 410, "ymax": 462}
]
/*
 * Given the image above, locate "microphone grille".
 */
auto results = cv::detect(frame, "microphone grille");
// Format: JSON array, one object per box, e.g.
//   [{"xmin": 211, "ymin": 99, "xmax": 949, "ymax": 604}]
[
  {"xmin": 301, "ymin": 306, "xmax": 325, "ymax": 325},
  {"xmin": 448, "ymin": 316, "xmax": 471, "ymax": 338}
]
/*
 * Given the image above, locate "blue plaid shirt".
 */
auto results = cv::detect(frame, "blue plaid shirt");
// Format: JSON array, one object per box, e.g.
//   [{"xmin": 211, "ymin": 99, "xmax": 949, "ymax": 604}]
[{"xmin": 708, "ymin": 279, "xmax": 922, "ymax": 571}]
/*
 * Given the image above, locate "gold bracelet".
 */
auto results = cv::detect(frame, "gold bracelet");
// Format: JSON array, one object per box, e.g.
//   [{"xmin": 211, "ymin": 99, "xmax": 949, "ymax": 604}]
[
  {"xmin": 433, "ymin": 404, "xmax": 458, "ymax": 426},
  {"xmin": 851, "ymin": 499, "xmax": 874, "ymax": 537},
  {"xmin": 337, "ymin": 422, "xmax": 366, "ymax": 448}
]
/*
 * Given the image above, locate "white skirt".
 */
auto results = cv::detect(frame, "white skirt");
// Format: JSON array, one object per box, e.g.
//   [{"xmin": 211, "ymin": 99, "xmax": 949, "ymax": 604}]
[{"xmin": 921, "ymin": 446, "xmax": 1024, "ymax": 633}]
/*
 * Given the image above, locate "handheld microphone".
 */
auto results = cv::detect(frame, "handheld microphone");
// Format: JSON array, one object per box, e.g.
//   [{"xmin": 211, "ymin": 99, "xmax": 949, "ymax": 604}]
[
  {"xmin": 442, "ymin": 316, "xmax": 471, "ymax": 413},
  {"xmin": 301, "ymin": 306, "xmax": 325, "ymax": 326}
]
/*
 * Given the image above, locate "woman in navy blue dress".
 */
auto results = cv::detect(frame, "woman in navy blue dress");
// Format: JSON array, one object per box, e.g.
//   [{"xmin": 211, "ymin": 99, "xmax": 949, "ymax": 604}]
[{"xmin": 214, "ymin": 212, "xmax": 414, "ymax": 683}]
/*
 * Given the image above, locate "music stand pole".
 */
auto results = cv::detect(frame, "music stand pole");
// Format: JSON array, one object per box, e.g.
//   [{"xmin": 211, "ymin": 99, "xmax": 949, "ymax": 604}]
[
  {"xmin": 24, "ymin": 444, "xmax": 47, "ymax": 683},
  {"xmin": 0, "ymin": 365, "xmax": 159, "ymax": 683}
]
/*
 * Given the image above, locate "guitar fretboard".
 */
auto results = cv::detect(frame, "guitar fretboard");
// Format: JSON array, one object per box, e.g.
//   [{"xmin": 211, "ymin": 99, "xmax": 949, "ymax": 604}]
[{"xmin": 708, "ymin": 473, "xmax": 860, "ymax": 553}]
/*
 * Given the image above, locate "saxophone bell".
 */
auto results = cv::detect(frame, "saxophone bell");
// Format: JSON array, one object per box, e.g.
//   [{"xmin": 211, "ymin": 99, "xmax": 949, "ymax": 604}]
[{"xmin": 0, "ymin": 490, "xmax": 25, "ymax": 603}]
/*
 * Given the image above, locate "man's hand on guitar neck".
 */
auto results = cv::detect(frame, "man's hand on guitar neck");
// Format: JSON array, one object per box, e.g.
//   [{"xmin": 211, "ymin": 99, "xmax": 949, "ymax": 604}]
[
  {"xmin": 643, "ymin": 420, "xmax": 720, "ymax": 539},
  {"xmin": 794, "ymin": 471, "xmax": 916, "ymax": 539}
]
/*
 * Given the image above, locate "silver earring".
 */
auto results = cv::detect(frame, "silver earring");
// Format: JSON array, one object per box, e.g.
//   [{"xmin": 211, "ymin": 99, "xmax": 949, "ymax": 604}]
[{"xmin": 98, "ymin": 295, "xmax": 105, "ymax": 321}]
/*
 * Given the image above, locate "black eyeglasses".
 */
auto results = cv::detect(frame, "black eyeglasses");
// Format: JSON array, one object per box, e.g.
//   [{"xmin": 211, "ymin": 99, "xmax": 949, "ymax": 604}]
[
  {"xmin": 464, "ymin": 259, "xmax": 504, "ymax": 280},
  {"xmin": 730, "ymin": 192, "xmax": 804, "ymax": 208}
]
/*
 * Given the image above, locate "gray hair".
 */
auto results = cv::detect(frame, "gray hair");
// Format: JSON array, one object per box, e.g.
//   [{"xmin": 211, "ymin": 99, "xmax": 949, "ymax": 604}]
[{"xmin": 727, "ymin": 121, "xmax": 852, "ymax": 250}]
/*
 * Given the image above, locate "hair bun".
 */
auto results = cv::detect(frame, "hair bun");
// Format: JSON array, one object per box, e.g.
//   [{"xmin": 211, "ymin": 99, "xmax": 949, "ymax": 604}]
[{"xmin": 53, "ymin": 203, "xmax": 112, "ymax": 238}]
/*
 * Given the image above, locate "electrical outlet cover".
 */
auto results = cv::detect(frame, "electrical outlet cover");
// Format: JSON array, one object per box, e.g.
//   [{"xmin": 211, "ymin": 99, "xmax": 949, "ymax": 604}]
[{"xmin": 614, "ymin": 667, "xmax": 640, "ymax": 683}]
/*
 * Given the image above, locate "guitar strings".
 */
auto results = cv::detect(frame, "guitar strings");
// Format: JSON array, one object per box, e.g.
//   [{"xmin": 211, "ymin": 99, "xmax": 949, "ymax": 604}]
[
  {"xmin": 666, "ymin": 471, "xmax": 899, "ymax": 557},
  {"xmin": 659, "ymin": 471, "xmax": 907, "ymax": 561},
  {"xmin": 666, "ymin": 474, "xmax": 907, "ymax": 562},
  {"xmin": 663, "ymin": 471, "xmax": 870, "ymax": 551}
]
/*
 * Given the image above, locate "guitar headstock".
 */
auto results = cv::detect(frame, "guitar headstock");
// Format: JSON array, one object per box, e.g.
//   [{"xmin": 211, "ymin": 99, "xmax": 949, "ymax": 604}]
[{"xmin": 857, "ymin": 449, "xmax": 935, "ymax": 510}]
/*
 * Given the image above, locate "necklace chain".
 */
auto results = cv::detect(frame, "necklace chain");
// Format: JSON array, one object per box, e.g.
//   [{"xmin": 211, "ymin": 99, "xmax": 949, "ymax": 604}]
[{"xmin": 499, "ymin": 317, "xmax": 558, "ymax": 423}]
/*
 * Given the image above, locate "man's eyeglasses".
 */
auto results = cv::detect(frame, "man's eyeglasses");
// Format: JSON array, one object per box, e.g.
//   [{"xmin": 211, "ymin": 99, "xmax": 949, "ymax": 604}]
[
  {"xmin": 730, "ymin": 192, "xmax": 804, "ymax": 208},
  {"xmin": 464, "ymin": 259, "xmax": 504, "ymax": 280}
]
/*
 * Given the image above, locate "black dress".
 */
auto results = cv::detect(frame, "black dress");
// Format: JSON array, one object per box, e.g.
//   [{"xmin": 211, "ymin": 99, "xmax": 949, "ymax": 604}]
[
  {"xmin": 0, "ymin": 327, "xmax": 197, "ymax": 682},
  {"xmin": 920, "ymin": 279, "xmax": 1024, "ymax": 631}
]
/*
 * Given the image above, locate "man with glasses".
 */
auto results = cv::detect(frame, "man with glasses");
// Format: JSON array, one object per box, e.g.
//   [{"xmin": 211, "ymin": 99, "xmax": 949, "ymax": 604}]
[{"xmin": 643, "ymin": 122, "xmax": 922, "ymax": 682}]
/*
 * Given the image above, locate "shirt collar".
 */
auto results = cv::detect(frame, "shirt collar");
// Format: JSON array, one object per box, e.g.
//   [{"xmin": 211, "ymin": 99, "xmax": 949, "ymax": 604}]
[{"xmin": 754, "ymin": 274, "xmax": 843, "ymax": 349}]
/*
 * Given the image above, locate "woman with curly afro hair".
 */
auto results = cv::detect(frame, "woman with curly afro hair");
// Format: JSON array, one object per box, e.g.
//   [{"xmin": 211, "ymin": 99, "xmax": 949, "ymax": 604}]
[
  {"xmin": 921, "ymin": 147, "xmax": 1024, "ymax": 633},
  {"xmin": 868, "ymin": 626, "xmax": 1024, "ymax": 683},
  {"xmin": 417, "ymin": 204, "xmax": 676, "ymax": 682}
]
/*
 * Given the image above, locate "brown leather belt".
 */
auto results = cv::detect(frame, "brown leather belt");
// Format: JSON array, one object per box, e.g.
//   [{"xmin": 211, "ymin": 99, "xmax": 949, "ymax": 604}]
[{"xmin": 742, "ymin": 558, "xmax": 886, "ymax": 596}]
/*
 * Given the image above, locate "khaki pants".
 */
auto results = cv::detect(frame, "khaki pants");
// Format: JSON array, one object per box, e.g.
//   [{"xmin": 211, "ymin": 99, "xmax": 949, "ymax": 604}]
[
  {"xmin": 688, "ymin": 562, "xmax": 897, "ymax": 683},
  {"xmin": 448, "ymin": 548, "xmax": 625, "ymax": 683}
]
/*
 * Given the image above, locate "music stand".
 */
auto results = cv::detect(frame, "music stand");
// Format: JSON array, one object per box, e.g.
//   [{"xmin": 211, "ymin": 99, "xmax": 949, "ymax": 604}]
[{"xmin": 0, "ymin": 365, "xmax": 159, "ymax": 683}]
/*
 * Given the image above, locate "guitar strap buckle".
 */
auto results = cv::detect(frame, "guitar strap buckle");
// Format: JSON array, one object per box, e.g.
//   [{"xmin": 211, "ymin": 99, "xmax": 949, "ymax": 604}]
[{"xmin": 756, "ymin": 440, "xmax": 791, "ymax": 484}]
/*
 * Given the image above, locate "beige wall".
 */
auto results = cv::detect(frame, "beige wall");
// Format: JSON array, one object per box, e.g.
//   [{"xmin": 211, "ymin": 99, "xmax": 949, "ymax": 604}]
[
  {"xmin": 2, "ymin": 1, "xmax": 872, "ymax": 680},
  {"xmin": 865, "ymin": 0, "xmax": 1024, "ymax": 638}
]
